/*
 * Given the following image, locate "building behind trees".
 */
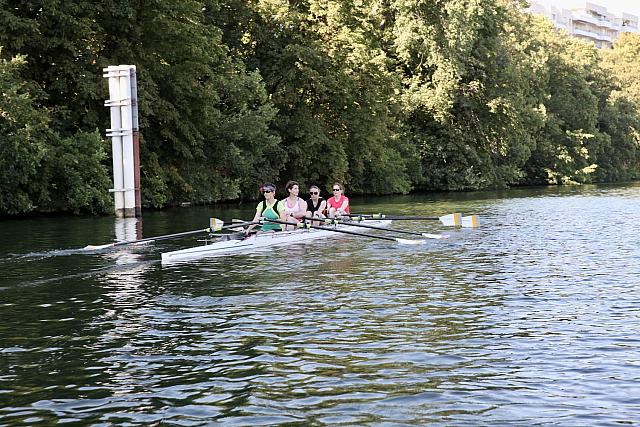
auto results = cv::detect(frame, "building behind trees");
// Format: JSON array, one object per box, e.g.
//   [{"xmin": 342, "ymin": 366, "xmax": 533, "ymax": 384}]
[{"xmin": 528, "ymin": 1, "xmax": 639, "ymax": 48}]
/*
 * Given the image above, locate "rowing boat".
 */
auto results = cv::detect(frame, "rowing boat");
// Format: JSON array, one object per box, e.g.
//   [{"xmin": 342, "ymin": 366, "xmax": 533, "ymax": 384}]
[{"xmin": 160, "ymin": 219, "xmax": 391, "ymax": 263}]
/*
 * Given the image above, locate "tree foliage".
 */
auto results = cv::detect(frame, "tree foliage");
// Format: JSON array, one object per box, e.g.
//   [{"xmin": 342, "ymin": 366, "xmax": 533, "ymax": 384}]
[
  {"xmin": 0, "ymin": 53, "xmax": 49, "ymax": 214},
  {"xmin": 1, "ymin": 0, "xmax": 639, "ymax": 215},
  {"xmin": 0, "ymin": 52, "xmax": 112, "ymax": 214}
]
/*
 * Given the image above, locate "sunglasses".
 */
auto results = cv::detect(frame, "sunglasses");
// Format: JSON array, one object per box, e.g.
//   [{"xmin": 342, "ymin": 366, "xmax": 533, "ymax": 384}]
[
  {"xmin": 263, "ymin": 190, "xmax": 272, "ymax": 193},
  {"xmin": 309, "ymin": 191, "xmax": 319, "ymax": 195},
  {"xmin": 332, "ymin": 188, "xmax": 341, "ymax": 191}
]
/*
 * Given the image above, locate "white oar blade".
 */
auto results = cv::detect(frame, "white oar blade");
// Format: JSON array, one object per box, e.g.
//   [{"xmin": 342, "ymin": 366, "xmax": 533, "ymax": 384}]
[
  {"xmin": 83, "ymin": 240, "xmax": 153, "ymax": 251},
  {"xmin": 82, "ymin": 243, "xmax": 115, "ymax": 251},
  {"xmin": 421, "ymin": 233, "xmax": 448, "ymax": 239},
  {"xmin": 395, "ymin": 238, "xmax": 426, "ymax": 245},
  {"xmin": 209, "ymin": 217, "xmax": 225, "ymax": 231},
  {"xmin": 461, "ymin": 214, "xmax": 479, "ymax": 228},
  {"xmin": 438, "ymin": 213, "xmax": 462, "ymax": 227}
]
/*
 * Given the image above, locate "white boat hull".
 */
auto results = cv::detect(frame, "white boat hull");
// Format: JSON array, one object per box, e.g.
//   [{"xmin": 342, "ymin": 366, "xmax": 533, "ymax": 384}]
[{"xmin": 161, "ymin": 220, "xmax": 391, "ymax": 263}]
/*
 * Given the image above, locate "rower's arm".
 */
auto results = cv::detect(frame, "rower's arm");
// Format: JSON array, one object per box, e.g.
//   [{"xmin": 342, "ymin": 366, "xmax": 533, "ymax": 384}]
[
  {"xmin": 319, "ymin": 200, "xmax": 327, "ymax": 216},
  {"xmin": 245, "ymin": 207, "xmax": 263, "ymax": 233},
  {"xmin": 277, "ymin": 201, "xmax": 287, "ymax": 230},
  {"xmin": 338, "ymin": 198, "xmax": 349, "ymax": 212}
]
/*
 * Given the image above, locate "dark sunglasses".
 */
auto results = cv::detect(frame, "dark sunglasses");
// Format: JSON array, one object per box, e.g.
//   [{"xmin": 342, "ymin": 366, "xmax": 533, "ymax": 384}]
[
  {"xmin": 263, "ymin": 190, "xmax": 272, "ymax": 193},
  {"xmin": 332, "ymin": 188, "xmax": 341, "ymax": 191},
  {"xmin": 309, "ymin": 191, "xmax": 319, "ymax": 195}
]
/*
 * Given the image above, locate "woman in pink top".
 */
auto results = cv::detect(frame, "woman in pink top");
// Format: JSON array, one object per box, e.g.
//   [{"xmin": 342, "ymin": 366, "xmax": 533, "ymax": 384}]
[
  {"xmin": 327, "ymin": 182, "xmax": 350, "ymax": 217},
  {"xmin": 282, "ymin": 180, "xmax": 307, "ymax": 229}
]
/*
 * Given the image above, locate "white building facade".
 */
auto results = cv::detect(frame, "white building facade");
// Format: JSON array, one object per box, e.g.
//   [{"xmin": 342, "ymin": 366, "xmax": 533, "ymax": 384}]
[{"xmin": 528, "ymin": 1, "xmax": 639, "ymax": 48}]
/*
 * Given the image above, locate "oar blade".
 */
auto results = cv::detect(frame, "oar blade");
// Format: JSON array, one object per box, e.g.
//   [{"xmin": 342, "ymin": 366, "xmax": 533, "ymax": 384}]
[
  {"xmin": 461, "ymin": 214, "xmax": 479, "ymax": 228},
  {"xmin": 394, "ymin": 238, "xmax": 426, "ymax": 245},
  {"xmin": 438, "ymin": 213, "xmax": 462, "ymax": 227},
  {"xmin": 209, "ymin": 217, "xmax": 225, "ymax": 231},
  {"xmin": 82, "ymin": 243, "xmax": 116, "ymax": 251},
  {"xmin": 421, "ymin": 233, "xmax": 449, "ymax": 239}
]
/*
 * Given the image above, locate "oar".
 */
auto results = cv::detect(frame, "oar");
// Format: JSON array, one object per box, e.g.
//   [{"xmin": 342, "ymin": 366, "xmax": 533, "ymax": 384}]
[
  {"xmin": 83, "ymin": 220, "xmax": 258, "ymax": 251},
  {"xmin": 461, "ymin": 214, "xmax": 479, "ymax": 228},
  {"xmin": 346, "ymin": 213, "xmax": 478, "ymax": 228},
  {"xmin": 304, "ymin": 217, "xmax": 448, "ymax": 239},
  {"xmin": 262, "ymin": 219, "xmax": 427, "ymax": 245},
  {"xmin": 346, "ymin": 212, "xmax": 461, "ymax": 226}
]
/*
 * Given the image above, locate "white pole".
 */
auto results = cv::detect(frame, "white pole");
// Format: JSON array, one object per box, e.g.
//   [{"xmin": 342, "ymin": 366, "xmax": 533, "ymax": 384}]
[
  {"xmin": 130, "ymin": 66, "xmax": 142, "ymax": 217},
  {"xmin": 104, "ymin": 65, "xmax": 140, "ymax": 218},
  {"xmin": 119, "ymin": 67, "xmax": 136, "ymax": 218},
  {"xmin": 105, "ymin": 66, "xmax": 125, "ymax": 217}
]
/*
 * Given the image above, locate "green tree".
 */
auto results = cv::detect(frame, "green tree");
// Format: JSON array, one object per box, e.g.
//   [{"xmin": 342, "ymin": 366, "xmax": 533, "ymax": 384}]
[
  {"xmin": 520, "ymin": 16, "xmax": 603, "ymax": 184},
  {"xmin": 244, "ymin": 0, "xmax": 419, "ymax": 194},
  {"xmin": 0, "ymin": 53, "xmax": 49, "ymax": 214},
  {"xmin": 100, "ymin": 0, "xmax": 284, "ymax": 205},
  {"xmin": 597, "ymin": 32, "xmax": 640, "ymax": 181},
  {"xmin": 0, "ymin": 0, "xmax": 107, "ymax": 131},
  {"xmin": 601, "ymin": 32, "xmax": 640, "ymax": 107},
  {"xmin": 40, "ymin": 131, "xmax": 113, "ymax": 214},
  {"xmin": 0, "ymin": 52, "xmax": 112, "ymax": 214},
  {"xmin": 2, "ymin": 0, "xmax": 640, "ymax": 216},
  {"xmin": 594, "ymin": 93, "xmax": 640, "ymax": 181},
  {"xmin": 1, "ymin": 0, "xmax": 284, "ymax": 208},
  {"xmin": 390, "ymin": 0, "xmax": 541, "ymax": 190}
]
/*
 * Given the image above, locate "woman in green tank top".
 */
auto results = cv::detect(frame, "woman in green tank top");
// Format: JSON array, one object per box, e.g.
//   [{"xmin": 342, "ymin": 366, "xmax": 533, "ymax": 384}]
[{"xmin": 245, "ymin": 183, "xmax": 286, "ymax": 234}]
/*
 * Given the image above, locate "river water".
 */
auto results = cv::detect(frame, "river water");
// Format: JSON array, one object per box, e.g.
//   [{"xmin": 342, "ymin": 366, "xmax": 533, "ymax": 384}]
[{"xmin": 1, "ymin": 184, "xmax": 639, "ymax": 425}]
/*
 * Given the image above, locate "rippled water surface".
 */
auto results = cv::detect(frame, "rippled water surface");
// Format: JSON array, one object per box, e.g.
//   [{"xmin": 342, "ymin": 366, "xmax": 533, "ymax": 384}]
[{"xmin": 1, "ymin": 184, "xmax": 640, "ymax": 425}]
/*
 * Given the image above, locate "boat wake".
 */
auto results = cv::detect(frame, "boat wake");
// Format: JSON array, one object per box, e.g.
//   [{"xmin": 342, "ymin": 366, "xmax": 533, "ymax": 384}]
[
  {"xmin": 6, "ymin": 243, "xmax": 154, "ymax": 261},
  {"xmin": 7, "ymin": 248, "xmax": 95, "ymax": 260},
  {"xmin": 1, "ymin": 258, "xmax": 161, "ymax": 288}
]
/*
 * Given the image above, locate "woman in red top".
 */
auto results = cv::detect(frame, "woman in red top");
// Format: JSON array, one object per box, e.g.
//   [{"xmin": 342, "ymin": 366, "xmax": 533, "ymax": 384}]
[{"xmin": 326, "ymin": 182, "xmax": 350, "ymax": 217}]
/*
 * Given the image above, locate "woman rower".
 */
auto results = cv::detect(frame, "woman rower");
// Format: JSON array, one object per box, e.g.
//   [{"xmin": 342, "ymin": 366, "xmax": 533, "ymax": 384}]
[
  {"xmin": 305, "ymin": 185, "xmax": 327, "ymax": 222},
  {"xmin": 282, "ymin": 180, "xmax": 307, "ymax": 229},
  {"xmin": 244, "ymin": 183, "xmax": 286, "ymax": 234},
  {"xmin": 326, "ymin": 182, "xmax": 350, "ymax": 218}
]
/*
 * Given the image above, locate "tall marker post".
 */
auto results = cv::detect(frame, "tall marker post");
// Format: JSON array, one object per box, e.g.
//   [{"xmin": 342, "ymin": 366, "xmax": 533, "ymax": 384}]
[{"xmin": 104, "ymin": 65, "xmax": 141, "ymax": 217}]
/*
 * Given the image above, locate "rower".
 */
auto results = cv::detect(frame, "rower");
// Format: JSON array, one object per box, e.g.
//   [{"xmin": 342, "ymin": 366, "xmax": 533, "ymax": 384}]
[
  {"xmin": 244, "ymin": 183, "xmax": 286, "ymax": 234},
  {"xmin": 327, "ymin": 182, "xmax": 350, "ymax": 218},
  {"xmin": 305, "ymin": 185, "xmax": 327, "ymax": 224},
  {"xmin": 282, "ymin": 180, "xmax": 307, "ymax": 230}
]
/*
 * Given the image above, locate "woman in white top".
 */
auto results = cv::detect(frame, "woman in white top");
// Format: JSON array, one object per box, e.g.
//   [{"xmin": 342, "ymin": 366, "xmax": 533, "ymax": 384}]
[{"xmin": 282, "ymin": 180, "xmax": 307, "ymax": 230}]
